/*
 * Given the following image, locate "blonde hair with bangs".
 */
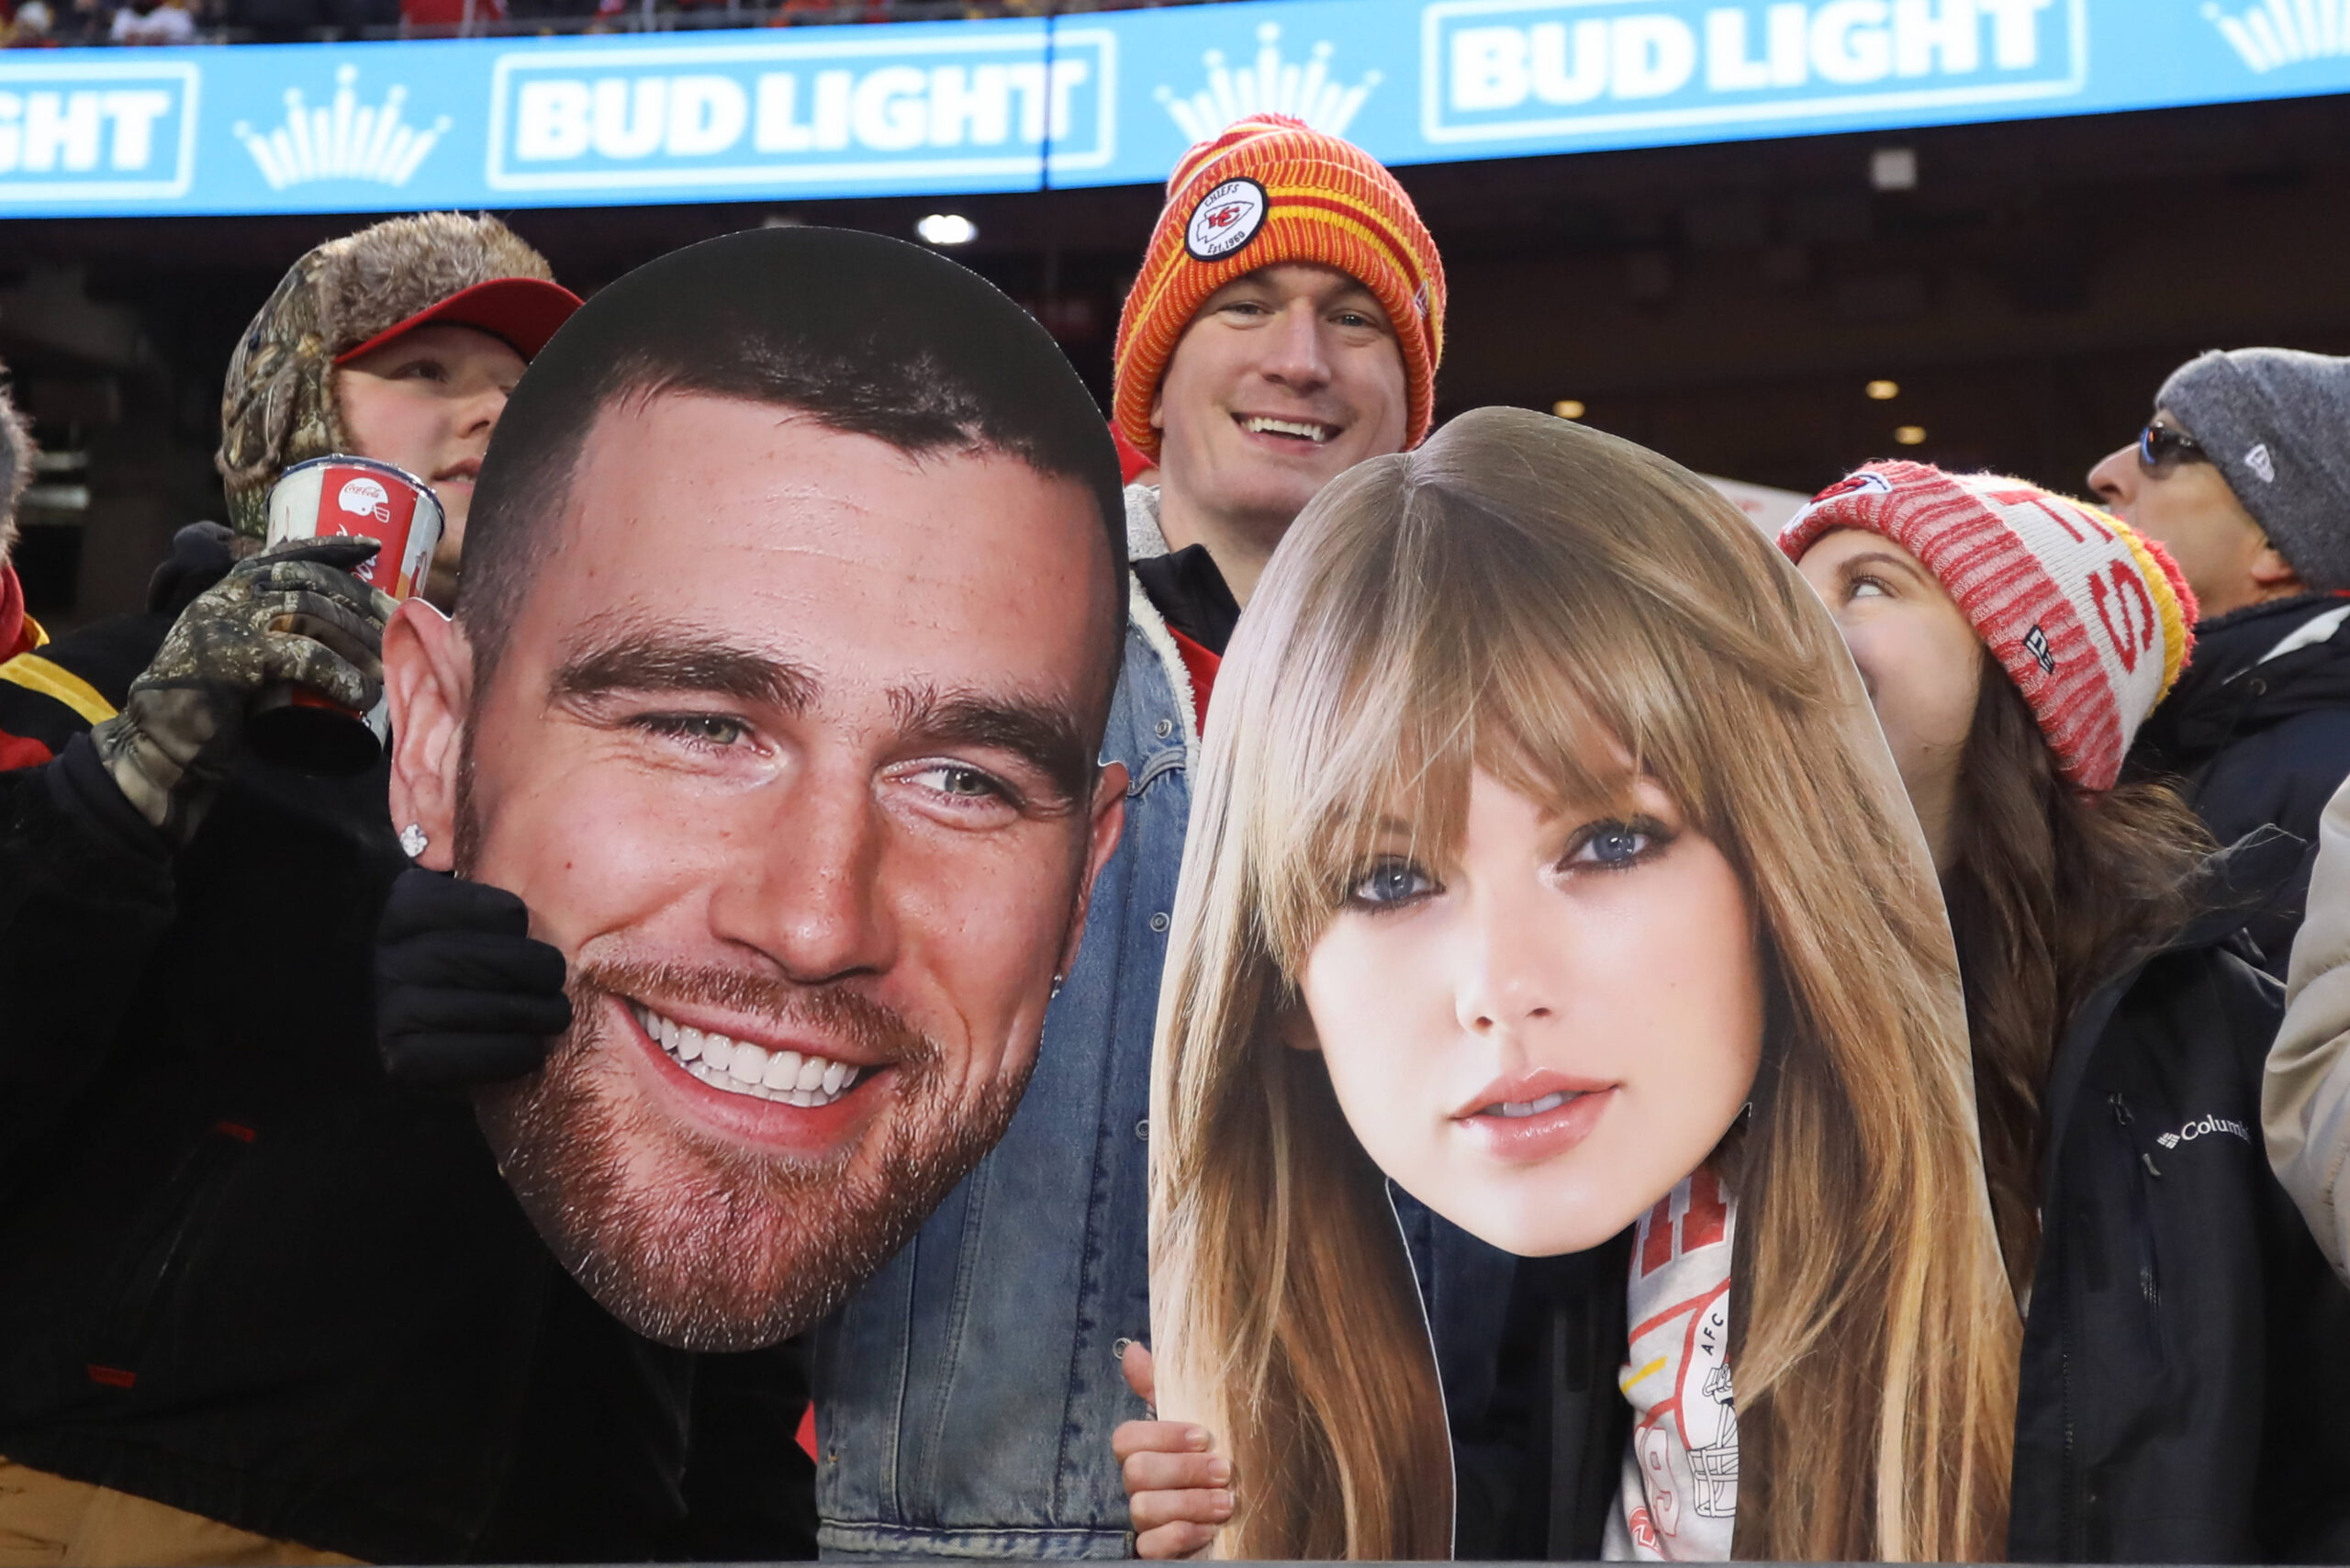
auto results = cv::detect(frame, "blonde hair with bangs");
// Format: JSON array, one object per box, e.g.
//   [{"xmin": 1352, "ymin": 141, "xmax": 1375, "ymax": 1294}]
[{"xmin": 1147, "ymin": 407, "xmax": 2019, "ymax": 1562}]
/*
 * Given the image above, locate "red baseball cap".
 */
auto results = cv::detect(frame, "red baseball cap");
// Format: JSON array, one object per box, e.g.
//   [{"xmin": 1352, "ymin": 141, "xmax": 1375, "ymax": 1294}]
[{"xmin": 334, "ymin": 275, "xmax": 583, "ymax": 366}]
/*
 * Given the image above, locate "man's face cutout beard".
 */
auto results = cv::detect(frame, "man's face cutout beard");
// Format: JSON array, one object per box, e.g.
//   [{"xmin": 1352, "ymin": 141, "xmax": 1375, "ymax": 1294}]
[{"xmin": 454, "ymin": 723, "xmax": 1035, "ymax": 1350}]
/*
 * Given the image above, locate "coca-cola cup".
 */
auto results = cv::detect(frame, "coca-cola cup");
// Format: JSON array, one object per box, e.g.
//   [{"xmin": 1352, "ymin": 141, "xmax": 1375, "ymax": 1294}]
[{"xmin": 248, "ymin": 454, "xmax": 444, "ymax": 774}]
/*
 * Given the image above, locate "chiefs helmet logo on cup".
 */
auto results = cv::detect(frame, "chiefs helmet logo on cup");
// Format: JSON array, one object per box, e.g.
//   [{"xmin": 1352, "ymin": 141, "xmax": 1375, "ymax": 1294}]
[
  {"xmin": 339, "ymin": 476, "xmax": 393, "ymax": 524},
  {"xmin": 266, "ymin": 455, "xmax": 443, "ymax": 603},
  {"xmin": 1186, "ymin": 178, "xmax": 1268, "ymax": 262}
]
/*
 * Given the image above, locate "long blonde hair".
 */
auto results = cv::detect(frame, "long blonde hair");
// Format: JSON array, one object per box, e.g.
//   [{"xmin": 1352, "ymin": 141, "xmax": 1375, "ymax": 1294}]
[{"xmin": 1148, "ymin": 408, "xmax": 2019, "ymax": 1562}]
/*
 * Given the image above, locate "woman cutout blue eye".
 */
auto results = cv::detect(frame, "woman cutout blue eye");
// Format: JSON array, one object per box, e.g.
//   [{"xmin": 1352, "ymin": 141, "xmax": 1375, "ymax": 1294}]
[
  {"xmin": 1568, "ymin": 819, "xmax": 1662, "ymax": 869},
  {"xmin": 1348, "ymin": 858, "xmax": 1436, "ymax": 907}
]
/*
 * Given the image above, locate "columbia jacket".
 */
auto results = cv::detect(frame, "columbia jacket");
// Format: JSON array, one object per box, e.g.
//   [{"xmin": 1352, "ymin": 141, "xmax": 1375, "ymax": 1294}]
[
  {"xmin": 2013, "ymin": 833, "xmax": 2350, "ymax": 1562},
  {"xmin": 2132, "ymin": 592, "xmax": 2350, "ymax": 976}
]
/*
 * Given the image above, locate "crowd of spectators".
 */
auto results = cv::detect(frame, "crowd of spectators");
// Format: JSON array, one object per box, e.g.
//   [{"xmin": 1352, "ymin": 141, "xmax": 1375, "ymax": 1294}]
[{"xmin": 0, "ymin": 0, "xmax": 1235, "ymax": 45}]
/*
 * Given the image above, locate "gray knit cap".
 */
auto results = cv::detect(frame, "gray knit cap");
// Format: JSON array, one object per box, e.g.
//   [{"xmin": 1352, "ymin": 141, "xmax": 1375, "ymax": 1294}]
[
  {"xmin": 0, "ymin": 364, "xmax": 30, "ymax": 568},
  {"xmin": 2157, "ymin": 347, "xmax": 2350, "ymax": 592}
]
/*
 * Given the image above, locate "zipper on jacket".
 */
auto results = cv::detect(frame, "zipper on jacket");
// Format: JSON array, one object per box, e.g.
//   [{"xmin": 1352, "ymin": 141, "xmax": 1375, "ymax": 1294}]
[
  {"xmin": 2109, "ymin": 1092, "xmax": 2165, "ymax": 1359},
  {"xmin": 91, "ymin": 1119, "xmax": 255, "ymax": 1380}
]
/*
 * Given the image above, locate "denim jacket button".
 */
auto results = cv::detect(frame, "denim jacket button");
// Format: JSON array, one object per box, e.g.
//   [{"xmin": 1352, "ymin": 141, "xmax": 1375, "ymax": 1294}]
[
  {"xmin": 1155, "ymin": 718, "xmax": 1174, "ymax": 738},
  {"xmin": 1113, "ymin": 1337, "xmax": 1132, "ymax": 1360},
  {"xmin": 1135, "ymin": 1119, "xmax": 1149, "ymax": 1140},
  {"xmin": 1149, "ymin": 912, "xmax": 1169, "ymax": 933}
]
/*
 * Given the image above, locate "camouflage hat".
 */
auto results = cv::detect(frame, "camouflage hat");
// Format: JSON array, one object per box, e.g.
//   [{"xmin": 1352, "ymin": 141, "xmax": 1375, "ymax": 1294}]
[
  {"xmin": 0, "ymin": 363, "xmax": 32, "ymax": 567},
  {"xmin": 216, "ymin": 212, "xmax": 560, "ymax": 538}
]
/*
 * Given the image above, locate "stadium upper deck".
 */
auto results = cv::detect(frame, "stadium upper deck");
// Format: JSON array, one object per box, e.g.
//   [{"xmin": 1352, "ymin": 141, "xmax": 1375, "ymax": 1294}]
[{"xmin": 1, "ymin": 0, "xmax": 1244, "ymax": 52}]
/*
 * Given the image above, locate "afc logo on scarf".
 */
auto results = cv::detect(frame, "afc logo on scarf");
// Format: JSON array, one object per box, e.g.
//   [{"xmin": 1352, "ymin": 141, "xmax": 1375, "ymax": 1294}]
[{"xmin": 1185, "ymin": 177, "xmax": 1268, "ymax": 262}]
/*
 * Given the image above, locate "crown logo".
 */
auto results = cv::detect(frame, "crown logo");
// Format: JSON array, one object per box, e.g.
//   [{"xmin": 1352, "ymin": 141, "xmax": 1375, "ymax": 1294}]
[
  {"xmin": 1154, "ymin": 24, "xmax": 1382, "ymax": 142},
  {"xmin": 2204, "ymin": 0, "xmax": 2350, "ymax": 72},
  {"xmin": 235, "ymin": 65, "xmax": 451, "ymax": 191}
]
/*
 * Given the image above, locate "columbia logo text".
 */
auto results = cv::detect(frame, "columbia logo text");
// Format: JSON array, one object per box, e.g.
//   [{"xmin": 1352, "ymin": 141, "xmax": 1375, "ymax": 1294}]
[{"xmin": 2155, "ymin": 1114, "xmax": 2252, "ymax": 1149}]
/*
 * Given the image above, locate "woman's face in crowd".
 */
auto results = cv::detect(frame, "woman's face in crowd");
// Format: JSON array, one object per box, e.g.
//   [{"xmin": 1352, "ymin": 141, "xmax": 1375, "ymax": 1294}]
[
  {"xmin": 1294, "ymin": 763, "xmax": 1764, "ymax": 1258},
  {"xmin": 1796, "ymin": 529, "xmax": 1986, "ymax": 869}
]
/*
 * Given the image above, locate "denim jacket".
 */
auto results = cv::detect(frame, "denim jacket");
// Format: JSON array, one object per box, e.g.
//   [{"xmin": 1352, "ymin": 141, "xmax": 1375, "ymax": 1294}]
[{"xmin": 812, "ymin": 489, "xmax": 1516, "ymax": 1559}]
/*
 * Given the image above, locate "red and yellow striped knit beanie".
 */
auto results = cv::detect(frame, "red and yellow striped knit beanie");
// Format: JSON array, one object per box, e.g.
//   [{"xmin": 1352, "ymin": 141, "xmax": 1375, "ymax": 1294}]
[
  {"xmin": 1780, "ymin": 461, "xmax": 2198, "ymax": 794},
  {"xmin": 1112, "ymin": 115, "xmax": 1445, "ymax": 460}
]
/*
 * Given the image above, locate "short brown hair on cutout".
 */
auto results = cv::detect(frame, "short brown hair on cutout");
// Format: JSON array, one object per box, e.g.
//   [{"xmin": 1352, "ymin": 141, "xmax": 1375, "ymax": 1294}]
[{"xmin": 457, "ymin": 226, "xmax": 1127, "ymax": 722}]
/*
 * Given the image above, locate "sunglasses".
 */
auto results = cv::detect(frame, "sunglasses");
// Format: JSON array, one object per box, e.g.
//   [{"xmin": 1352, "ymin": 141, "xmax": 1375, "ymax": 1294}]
[{"xmin": 2138, "ymin": 420, "xmax": 2210, "ymax": 477}]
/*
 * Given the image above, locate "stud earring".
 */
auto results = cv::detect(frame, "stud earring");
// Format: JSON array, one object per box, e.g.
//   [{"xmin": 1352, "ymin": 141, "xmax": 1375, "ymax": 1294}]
[
  {"xmin": 1050, "ymin": 974, "xmax": 1065, "ymax": 1001},
  {"xmin": 398, "ymin": 823, "xmax": 430, "ymax": 858}
]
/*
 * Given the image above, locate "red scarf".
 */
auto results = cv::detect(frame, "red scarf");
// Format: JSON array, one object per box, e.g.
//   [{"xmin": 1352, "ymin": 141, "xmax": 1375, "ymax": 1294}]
[
  {"xmin": 0, "ymin": 564, "xmax": 29, "ymax": 662},
  {"xmin": 1168, "ymin": 624, "xmax": 1219, "ymax": 726}
]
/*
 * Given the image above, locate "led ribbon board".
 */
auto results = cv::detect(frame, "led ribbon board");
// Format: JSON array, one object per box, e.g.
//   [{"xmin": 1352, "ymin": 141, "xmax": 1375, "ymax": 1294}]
[{"xmin": 0, "ymin": 0, "xmax": 2344, "ymax": 215}]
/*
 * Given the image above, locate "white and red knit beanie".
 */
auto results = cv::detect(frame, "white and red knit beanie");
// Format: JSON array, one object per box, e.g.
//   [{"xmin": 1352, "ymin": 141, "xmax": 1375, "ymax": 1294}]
[{"xmin": 1780, "ymin": 461, "xmax": 2198, "ymax": 793}]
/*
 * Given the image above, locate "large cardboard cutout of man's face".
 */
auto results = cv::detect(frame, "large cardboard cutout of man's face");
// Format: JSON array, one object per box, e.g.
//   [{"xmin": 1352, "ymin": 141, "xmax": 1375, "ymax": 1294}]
[{"xmin": 384, "ymin": 232, "xmax": 1125, "ymax": 1351}]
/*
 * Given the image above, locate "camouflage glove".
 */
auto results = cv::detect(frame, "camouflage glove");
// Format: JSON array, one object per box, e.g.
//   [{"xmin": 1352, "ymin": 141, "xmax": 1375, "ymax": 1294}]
[{"xmin": 91, "ymin": 535, "xmax": 395, "ymax": 847}]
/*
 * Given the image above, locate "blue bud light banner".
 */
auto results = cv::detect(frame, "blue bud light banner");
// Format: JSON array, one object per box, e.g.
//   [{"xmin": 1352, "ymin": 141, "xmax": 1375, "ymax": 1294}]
[{"xmin": 0, "ymin": 0, "xmax": 2345, "ymax": 216}]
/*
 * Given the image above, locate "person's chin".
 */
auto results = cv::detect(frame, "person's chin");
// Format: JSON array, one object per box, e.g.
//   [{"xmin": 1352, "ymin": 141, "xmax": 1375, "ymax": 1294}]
[
  {"xmin": 476, "ymin": 994, "xmax": 1028, "ymax": 1352},
  {"xmin": 1211, "ymin": 466, "xmax": 1334, "ymax": 536},
  {"xmin": 1450, "ymin": 1174, "xmax": 1648, "ymax": 1260}
]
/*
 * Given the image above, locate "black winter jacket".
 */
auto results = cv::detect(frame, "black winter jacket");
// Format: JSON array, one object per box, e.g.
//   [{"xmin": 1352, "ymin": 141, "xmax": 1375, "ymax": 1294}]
[
  {"xmin": 2012, "ymin": 834, "xmax": 2350, "ymax": 1562},
  {"xmin": 0, "ymin": 728, "xmax": 813, "ymax": 1561},
  {"xmin": 2132, "ymin": 593, "xmax": 2350, "ymax": 976},
  {"xmin": 1466, "ymin": 841, "xmax": 2350, "ymax": 1563},
  {"xmin": 1449, "ymin": 1232, "xmax": 1633, "ymax": 1560}
]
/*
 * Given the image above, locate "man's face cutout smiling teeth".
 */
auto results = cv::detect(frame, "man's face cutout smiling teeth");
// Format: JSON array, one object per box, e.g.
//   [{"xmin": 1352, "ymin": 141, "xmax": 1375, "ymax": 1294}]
[{"xmin": 631, "ymin": 1000, "xmax": 867, "ymax": 1108}]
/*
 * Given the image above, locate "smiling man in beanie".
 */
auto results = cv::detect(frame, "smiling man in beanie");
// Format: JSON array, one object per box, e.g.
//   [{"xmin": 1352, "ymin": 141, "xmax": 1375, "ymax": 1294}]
[
  {"xmin": 1101, "ymin": 113, "xmax": 1442, "ymax": 715},
  {"xmin": 2092, "ymin": 347, "xmax": 2350, "ymax": 974}
]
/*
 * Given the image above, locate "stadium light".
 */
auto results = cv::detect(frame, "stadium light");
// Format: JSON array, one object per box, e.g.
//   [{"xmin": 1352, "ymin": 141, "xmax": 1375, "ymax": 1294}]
[
  {"xmin": 1870, "ymin": 147, "xmax": 1919, "ymax": 191},
  {"xmin": 917, "ymin": 213, "xmax": 979, "ymax": 246}
]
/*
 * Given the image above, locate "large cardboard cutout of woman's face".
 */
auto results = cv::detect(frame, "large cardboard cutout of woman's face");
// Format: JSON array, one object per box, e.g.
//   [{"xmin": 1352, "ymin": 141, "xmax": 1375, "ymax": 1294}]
[
  {"xmin": 1147, "ymin": 404, "xmax": 2013, "ymax": 1562},
  {"xmin": 1298, "ymin": 760, "xmax": 1764, "ymax": 1259}
]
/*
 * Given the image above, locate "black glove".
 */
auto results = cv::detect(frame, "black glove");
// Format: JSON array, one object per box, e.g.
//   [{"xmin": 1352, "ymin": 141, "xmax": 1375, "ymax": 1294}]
[
  {"xmin": 93, "ymin": 535, "xmax": 394, "ymax": 846},
  {"xmin": 376, "ymin": 867, "xmax": 572, "ymax": 1089}
]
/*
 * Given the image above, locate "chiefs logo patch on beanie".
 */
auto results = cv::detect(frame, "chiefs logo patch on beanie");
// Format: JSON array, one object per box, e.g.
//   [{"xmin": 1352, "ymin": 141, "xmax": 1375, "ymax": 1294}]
[
  {"xmin": 1113, "ymin": 115, "xmax": 1446, "ymax": 462},
  {"xmin": 1186, "ymin": 178, "xmax": 1269, "ymax": 262},
  {"xmin": 1781, "ymin": 460, "xmax": 2197, "ymax": 794}
]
